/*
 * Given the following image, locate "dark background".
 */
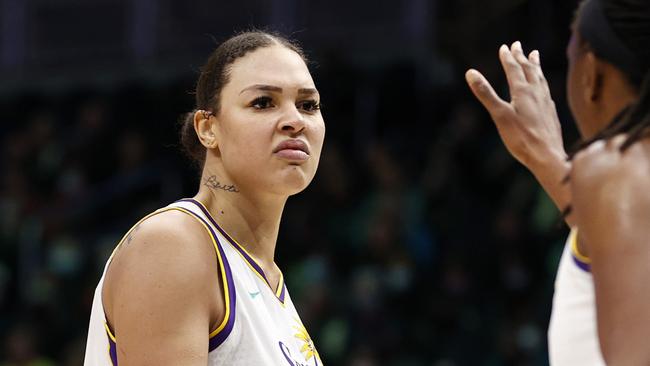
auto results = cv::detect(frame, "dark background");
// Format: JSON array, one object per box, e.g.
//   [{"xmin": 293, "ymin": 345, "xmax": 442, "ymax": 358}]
[{"xmin": 0, "ymin": 0, "xmax": 582, "ymax": 364}]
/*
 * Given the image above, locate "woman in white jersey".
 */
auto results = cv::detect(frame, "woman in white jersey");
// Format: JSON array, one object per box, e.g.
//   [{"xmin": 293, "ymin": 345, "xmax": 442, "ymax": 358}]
[
  {"xmin": 84, "ymin": 31, "xmax": 325, "ymax": 365},
  {"xmin": 465, "ymin": 0, "xmax": 650, "ymax": 364}
]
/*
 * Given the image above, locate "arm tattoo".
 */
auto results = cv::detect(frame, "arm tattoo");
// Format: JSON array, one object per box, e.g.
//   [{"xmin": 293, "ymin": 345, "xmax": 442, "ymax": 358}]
[
  {"xmin": 125, "ymin": 224, "xmax": 142, "ymax": 246},
  {"xmin": 204, "ymin": 176, "xmax": 240, "ymax": 193}
]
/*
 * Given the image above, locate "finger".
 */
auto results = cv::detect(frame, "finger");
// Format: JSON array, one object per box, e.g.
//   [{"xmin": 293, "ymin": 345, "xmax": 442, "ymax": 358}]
[
  {"xmin": 499, "ymin": 44, "xmax": 528, "ymax": 93},
  {"xmin": 529, "ymin": 50, "xmax": 552, "ymax": 95},
  {"xmin": 465, "ymin": 69, "xmax": 510, "ymax": 115},
  {"xmin": 529, "ymin": 50, "xmax": 540, "ymax": 66},
  {"xmin": 511, "ymin": 41, "xmax": 538, "ymax": 84},
  {"xmin": 528, "ymin": 50, "xmax": 544, "ymax": 79}
]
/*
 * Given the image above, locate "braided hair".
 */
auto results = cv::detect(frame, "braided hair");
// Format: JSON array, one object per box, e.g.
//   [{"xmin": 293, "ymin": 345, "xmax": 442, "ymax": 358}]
[{"xmin": 572, "ymin": 0, "xmax": 650, "ymax": 153}]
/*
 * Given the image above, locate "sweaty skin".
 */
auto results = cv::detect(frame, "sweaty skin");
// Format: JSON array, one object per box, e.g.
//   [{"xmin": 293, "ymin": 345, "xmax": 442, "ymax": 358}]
[{"xmin": 570, "ymin": 136, "xmax": 650, "ymax": 365}]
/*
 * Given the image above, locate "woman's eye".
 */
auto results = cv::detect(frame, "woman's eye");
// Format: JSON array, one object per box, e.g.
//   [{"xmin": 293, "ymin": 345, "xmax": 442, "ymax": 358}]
[
  {"xmin": 299, "ymin": 100, "xmax": 321, "ymax": 112},
  {"xmin": 251, "ymin": 96, "xmax": 274, "ymax": 109}
]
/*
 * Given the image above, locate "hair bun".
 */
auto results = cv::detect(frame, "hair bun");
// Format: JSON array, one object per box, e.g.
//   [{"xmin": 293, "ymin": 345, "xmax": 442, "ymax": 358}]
[{"xmin": 179, "ymin": 111, "xmax": 206, "ymax": 167}]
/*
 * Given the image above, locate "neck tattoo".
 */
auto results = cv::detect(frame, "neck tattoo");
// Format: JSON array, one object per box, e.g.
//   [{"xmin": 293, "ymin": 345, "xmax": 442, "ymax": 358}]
[{"xmin": 204, "ymin": 175, "xmax": 240, "ymax": 193}]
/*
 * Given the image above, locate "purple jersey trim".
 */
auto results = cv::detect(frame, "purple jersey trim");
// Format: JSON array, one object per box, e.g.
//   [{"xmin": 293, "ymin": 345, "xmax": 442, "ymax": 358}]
[
  {"xmin": 179, "ymin": 198, "xmax": 287, "ymax": 304},
  {"xmin": 278, "ymin": 281, "xmax": 287, "ymax": 303},
  {"xmin": 180, "ymin": 208, "xmax": 237, "ymax": 352},
  {"xmin": 572, "ymin": 255, "xmax": 592, "ymax": 272},
  {"xmin": 102, "ymin": 206, "xmax": 237, "ymax": 362},
  {"xmin": 108, "ymin": 334, "xmax": 118, "ymax": 365}
]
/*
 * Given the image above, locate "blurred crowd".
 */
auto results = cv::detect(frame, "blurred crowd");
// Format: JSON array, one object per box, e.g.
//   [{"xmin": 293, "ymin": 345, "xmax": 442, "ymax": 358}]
[{"xmin": 0, "ymin": 0, "xmax": 582, "ymax": 365}]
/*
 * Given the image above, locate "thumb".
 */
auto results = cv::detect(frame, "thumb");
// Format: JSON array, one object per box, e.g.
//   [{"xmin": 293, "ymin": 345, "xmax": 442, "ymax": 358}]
[{"xmin": 465, "ymin": 69, "xmax": 509, "ymax": 114}]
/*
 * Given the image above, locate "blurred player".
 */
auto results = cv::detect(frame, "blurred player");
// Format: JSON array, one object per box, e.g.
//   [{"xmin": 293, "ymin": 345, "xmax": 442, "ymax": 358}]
[
  {"xmin": 84, "ymin": 31, "xmax": 325, "ymax": 365},
  {"xmin": 465, "ymin": 0, "xmax": 650, "ymax": 364}
]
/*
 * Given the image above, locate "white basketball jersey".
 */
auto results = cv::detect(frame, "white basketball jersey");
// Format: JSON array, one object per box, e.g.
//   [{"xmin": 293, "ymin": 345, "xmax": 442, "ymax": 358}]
[
  {"xmin": 84, "ymin": 199, "xmax": 323, "ymax": 366},
  {"xmin": 547, "ymin": 228, "xmax": 605, "ymax": 366}
]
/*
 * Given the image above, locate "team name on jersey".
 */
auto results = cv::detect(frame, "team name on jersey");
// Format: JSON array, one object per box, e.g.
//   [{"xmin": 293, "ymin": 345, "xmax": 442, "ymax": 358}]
[
  {"xmin": 278, "ymin": 318, "xmax": 322, "ymax": 366},
  {"xmin": 279, "ymin": 341, "xmax": 318, "ymax": 366}
]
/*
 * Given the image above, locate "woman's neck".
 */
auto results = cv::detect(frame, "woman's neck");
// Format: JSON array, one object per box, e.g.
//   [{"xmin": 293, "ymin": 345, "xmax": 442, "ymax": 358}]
[{"xmin": 193, "ymin": 172, "xmax": 286, "ymax": 274}]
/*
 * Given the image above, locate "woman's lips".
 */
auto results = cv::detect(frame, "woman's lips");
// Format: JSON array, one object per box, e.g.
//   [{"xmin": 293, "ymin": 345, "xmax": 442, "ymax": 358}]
[
  {"xmin": 274, "ymin": 149, "xmax": 310, "ymax": 161},
  {"xmin": 273, "ymin": 139, "xmax": 310, "ymax": 161}
]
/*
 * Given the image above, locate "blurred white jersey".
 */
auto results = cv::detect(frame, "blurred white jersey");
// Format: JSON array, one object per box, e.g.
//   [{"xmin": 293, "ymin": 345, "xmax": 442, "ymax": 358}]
[
  {"xmin": 548, "ymin": 228, "xmax": 605, "ymax": 366},
  {"xmin": 84, "ymin": 199, "xmax": 322, "ymax": 366}
]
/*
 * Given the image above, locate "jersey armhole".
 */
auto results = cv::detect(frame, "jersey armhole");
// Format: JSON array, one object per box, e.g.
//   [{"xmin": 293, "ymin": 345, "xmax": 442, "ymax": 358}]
[
  {"xmin": 570, "ymin": 228, "xmax": 592, "ymax": 272},
  {"xmin": 171, "ymin": 207, "xmax": 237, "ymax": 351},
  {"xmin": 101, "ymin": 206, "xmax": 237, "ymax": 355}
]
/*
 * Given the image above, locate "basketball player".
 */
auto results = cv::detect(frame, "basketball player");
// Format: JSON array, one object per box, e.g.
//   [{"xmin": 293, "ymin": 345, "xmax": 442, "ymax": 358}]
[
  {"xmin": 84, "ymin": 31, "xmax": 325, "ymax": 365},
  {"xmin": 465, "ymin": 0, "xmax": 649, "ymax": 364}
]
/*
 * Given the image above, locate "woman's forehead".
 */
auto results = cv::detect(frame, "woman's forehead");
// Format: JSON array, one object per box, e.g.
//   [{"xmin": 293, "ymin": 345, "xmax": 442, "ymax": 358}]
[{"xmin": 227, "ymin": 46, "xmax": 314, "ymax": 90}]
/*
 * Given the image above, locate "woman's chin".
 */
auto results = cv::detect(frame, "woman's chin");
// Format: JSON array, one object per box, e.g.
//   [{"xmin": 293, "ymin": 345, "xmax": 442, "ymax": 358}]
[{"xmin": 275, "ymin": 168, "xmax": 314, "ymax": 196}]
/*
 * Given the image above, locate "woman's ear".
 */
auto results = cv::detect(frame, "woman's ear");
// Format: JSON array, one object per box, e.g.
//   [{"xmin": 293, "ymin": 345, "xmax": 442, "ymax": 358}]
[
  {"xmin": 193, "ymin": 110, "xmax": 218, "ymax": 149},
  {"xmin": 582, "ymin": 51, "xmax": 603, "ymax": 103}
]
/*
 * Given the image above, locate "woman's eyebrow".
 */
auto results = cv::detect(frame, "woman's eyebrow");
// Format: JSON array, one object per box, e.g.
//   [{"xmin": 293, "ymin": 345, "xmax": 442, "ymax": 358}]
[
  {"xmin": 239, "ymin": 84, "xmax": 282, "ymax": 94},
  {"xmin": 239, "ymin": 85, "xmax": 319, "ymax": 96}
]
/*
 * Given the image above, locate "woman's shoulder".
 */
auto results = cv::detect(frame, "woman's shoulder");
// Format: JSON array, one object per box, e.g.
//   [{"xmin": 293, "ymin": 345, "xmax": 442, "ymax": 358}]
[
  {"xmin": 117, "ymin": 208, "xmax": 210, "ymax": 252},
  {"xmin": 571, "ymin": 135, "xmax": 650, "ymax": 187},
  {"xmin": 101, "ymin": 207, "xmax": 225, "ymax": 362},
  {"xmin": 103, "ymin": 208, "xmax": 220, "ymax": 314},
  {"xmin": 569, "ymin": 136, "xmax": 650, "ymax": 236}
]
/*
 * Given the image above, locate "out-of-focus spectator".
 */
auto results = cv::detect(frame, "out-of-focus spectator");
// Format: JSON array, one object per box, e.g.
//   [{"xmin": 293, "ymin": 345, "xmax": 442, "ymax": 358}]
[{"xmin": 1, "ymin": 324, "xmax": 55, "ymax": 366}]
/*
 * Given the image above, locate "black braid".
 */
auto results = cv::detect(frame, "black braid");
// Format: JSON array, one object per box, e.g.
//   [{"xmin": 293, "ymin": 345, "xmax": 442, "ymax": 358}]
[
  {"xmin": 569, "ymin": 0, "xmax": 650, "ymax": 157},
  {"xmin": 563, "ymin": 74, "xmax": 650, "ymax": 220},
  {"xmin": 620, "ymin": 71, "xmax": 650, "ymax": 150},
  {"xmin": 562, "ymin": 0, "xmax": 650, "ymax": 219}
]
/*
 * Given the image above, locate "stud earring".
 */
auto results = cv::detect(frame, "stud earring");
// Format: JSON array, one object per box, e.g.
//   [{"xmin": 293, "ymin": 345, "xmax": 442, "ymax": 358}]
[{"xmin": 202, "ymin": 110, "xmax": 213, "ymax": 119}]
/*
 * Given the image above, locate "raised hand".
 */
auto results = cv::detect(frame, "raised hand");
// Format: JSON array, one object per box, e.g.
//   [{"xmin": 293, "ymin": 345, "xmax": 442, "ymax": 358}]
[
  {"xmin": 466, "ymin": 41, "xmax": 566, "ymax": 169},
  {"xmin": 466, "ymin": 41, "xmax": 572, "ymax": 219}
]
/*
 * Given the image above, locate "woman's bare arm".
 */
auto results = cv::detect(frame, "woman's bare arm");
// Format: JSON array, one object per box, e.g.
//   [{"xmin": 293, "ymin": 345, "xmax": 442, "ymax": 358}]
[
  {"xmin": 571, "ymin": 137, "xmax": 650, "ymax": 365},
  {"xmin": 103, "ymin": 210, "xmax": 224, "ymax": 366}
]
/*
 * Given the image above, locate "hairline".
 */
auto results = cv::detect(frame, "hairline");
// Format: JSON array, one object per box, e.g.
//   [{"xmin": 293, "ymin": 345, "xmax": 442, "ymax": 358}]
[{"xmin": 213, "ymin": 39, "xmax": 309, "ymax": 113}]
